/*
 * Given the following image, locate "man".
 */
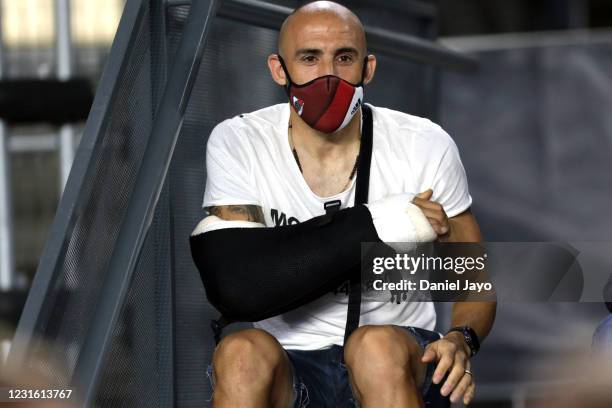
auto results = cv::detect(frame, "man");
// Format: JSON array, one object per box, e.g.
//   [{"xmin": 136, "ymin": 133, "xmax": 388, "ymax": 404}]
[{"xmin": 195, "ymin": 1, "xmax": 496, "ymax": 407}]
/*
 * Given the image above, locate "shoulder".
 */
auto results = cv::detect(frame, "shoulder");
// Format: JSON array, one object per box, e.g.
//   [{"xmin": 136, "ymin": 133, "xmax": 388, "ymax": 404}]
[
  {"xmin": 208, "ymin": 103, "xmax": 287, "ymax": 148},
  {"xmin": 370, "ymin": 104, "xmax": 457, "ymax": 156}
]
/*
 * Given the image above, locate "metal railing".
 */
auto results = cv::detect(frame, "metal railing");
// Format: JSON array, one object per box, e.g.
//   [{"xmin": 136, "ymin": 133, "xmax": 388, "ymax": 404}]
[{"xmin": 0, "ymin": 0, "xmax": 13, "ymax": 293}]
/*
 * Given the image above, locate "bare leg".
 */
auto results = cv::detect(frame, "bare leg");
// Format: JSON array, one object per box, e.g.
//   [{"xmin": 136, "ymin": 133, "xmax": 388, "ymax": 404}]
[
  {"xmin": 344, "ymin": 325, "xmax": 427, "ymax": 408},
  {"xmin": 212, "ymin": 328, "xmax": 294, "ymax": 408}
]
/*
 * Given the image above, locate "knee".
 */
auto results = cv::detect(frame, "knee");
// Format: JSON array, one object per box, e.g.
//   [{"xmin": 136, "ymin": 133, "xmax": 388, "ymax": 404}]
[
  {"xmin": 344, "ymin": 325, "xmax": 420, "ymax": 380},
  {"xmin": 213, "ymin": 328, "xmax": 284, "ymax": 383}
]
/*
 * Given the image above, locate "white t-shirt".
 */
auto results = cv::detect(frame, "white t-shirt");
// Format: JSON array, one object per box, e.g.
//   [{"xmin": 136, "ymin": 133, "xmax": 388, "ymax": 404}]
[{"xmin": 202, "ymin": 103, "xmax": 472, "ymax": 350}]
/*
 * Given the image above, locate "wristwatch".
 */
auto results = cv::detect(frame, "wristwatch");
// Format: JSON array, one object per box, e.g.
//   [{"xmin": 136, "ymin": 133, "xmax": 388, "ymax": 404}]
[{"xmin": 446, "ymin": 326, "xmax": 480, "ymax": 357}]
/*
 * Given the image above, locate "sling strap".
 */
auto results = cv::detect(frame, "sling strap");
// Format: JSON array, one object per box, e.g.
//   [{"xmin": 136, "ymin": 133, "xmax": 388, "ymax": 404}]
[{"xmin": 343, "ymin": 103, "xmax": 372, "ymax": 345}]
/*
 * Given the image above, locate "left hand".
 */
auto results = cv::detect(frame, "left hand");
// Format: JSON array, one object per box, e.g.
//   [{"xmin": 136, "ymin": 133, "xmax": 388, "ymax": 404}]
[
  {"xmin": 411, "ymin": 189, "xmax": 451, "ymax": 238},
  {"xmin": 422, "ymin": 332, "xmax": 476, "ymax": 405}
]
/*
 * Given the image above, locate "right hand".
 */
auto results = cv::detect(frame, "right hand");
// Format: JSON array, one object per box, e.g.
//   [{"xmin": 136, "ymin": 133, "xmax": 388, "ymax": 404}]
[{"xmin": 411, "ymin": 189, "xmax": 451, "ymax": 237}]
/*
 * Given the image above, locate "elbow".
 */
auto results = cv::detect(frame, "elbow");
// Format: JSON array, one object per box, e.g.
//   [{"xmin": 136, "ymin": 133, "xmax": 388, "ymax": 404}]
[{"xmin": 190, "ymin": 233, "xmax": 263, "ymax": 321}]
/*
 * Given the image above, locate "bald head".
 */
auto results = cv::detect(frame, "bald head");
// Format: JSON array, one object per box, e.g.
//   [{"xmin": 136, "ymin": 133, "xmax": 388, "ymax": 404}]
[
  {"xmin": 278, "ymin": 1, "xmax": 367, "ymax": 58},
  {"xmin": 268, "ymin": 1, "xmax": 375, "ymax": 89}
]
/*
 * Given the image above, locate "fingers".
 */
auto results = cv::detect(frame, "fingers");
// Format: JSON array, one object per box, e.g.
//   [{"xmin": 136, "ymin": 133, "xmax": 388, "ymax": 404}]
[
  {"xmin": 418, "ymin": 208, "xmax": 449, "ymax": 234},
  {"xmin": 432, "ymin": 347, "xmax": 454, "ymax": 385},
  {"xmin": 411, "ymin": 197, "xmax": 441, "ymax": 211},
  {"xmin": 415, "ymin": 189, "xmax": 433, "ymax": 200},
  {"xmin": 441, "ymin": 353, "xmax": 468, "ymax": 397},
  {"xmin": 411, "ymin": 200, "xmax": 446, "ymax": 218},
  {"xmin": 412, "ymin": 203, "xmax": 449, "ymax": 235},
  {"xmin": 426, "ymin": 338, "xmax": 476, "ymax": 403},
  {"xmin": 463, "ymin": 381, "xmax": 476, "ymax": 405},
  {"xmin": 448, "ymin": 364, "xmax": 473, "ymax": 404},
  {"xmin": 421, "ymin": 344, "xmax": 437, "ymax": 363}
]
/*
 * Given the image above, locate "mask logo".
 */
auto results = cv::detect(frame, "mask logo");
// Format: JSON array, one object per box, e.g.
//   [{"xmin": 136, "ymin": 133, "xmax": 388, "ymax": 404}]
[
  {"xmin": 292, "ymin": 96, "xmax": 304, "ymax": 116},
  {"xmin": 350, "ymin": 98, "xmax": 362, "ymax": 116}
]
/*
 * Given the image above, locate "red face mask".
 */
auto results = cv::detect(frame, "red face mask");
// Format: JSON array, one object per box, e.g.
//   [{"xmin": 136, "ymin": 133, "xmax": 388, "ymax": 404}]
[{"xmin": 278, "ymin": 55, "xmax": 368, "ymax": 134}]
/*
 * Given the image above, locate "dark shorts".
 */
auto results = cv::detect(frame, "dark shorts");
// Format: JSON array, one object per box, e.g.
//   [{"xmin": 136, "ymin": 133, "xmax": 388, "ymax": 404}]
[
  {"xmin": 287, "ymin": 326, "xmax": 442, "ymax": 408},
  {"xmin": 206, "ymin": 326, "xmax": 446, "ymax": 408}
]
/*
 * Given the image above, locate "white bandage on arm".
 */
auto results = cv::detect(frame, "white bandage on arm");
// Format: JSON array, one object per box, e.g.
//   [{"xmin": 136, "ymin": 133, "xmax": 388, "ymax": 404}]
[
  {"xmin": 365, "ymin": 194, "xmax": 437, "ymax": 249},
  {"xmin": 191, "ymin": 215, "xmax": 265, "ymax": 236}
]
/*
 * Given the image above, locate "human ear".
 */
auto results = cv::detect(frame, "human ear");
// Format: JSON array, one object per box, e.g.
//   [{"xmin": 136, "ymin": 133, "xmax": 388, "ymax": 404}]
[
  {"xmin": 363, "ymin": 54, "xmax": 377, "ymax": 85},
  {"xmin": 267, "ymin": 54, "xmax": 288, "ymax": 86}
]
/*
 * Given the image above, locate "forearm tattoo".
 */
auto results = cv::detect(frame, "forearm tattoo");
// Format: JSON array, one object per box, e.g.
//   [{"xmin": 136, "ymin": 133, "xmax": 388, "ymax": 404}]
[{"xmin": 206, "ymin": 205, "xmax": 265, "ymax": 223}]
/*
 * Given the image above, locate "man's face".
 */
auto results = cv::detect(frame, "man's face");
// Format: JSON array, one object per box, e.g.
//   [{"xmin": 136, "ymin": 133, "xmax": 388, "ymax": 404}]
[{"xmin": 278, "ymin": 11, "xmax": 368, "ymax": 86}]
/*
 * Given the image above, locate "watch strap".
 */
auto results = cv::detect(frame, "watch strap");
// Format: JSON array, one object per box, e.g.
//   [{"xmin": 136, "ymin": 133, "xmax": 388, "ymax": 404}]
[{"xmin": 446, "ymin": 326, "xmax": 480, "ymax": 357}]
